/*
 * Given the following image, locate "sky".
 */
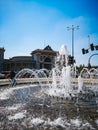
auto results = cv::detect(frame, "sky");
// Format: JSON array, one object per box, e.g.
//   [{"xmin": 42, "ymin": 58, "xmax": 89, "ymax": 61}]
[{"xmin": 0, "ymin": 0, "xmax": 98, "ymax": 66}]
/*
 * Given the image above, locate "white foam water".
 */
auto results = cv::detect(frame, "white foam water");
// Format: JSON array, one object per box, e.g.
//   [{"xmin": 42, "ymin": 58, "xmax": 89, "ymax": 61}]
[
  {"xmin": 8, "ymin": 110, "xmax": 26, "ymax": 120},
  {"xmin": 0, "ymin": 88, "xmax": 13, "ymax": 100},
  {"xmin": 95, "ymin": 119, "xmax": 98, "ymax": 126}
]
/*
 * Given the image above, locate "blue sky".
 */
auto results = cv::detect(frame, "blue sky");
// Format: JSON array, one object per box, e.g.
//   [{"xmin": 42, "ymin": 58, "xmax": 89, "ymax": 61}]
[{"xmin": 0, "ymin": 0, "xmax": 98, "ymax": 66}]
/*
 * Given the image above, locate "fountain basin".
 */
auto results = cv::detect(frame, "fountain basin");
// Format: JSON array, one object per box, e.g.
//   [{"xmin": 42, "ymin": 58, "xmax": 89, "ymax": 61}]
[
  {"xmin": 0, "ymin": 83, "xmax": 98, "ymax": 130},
  {"xmin": 0, "ymin": 77, "xmax": 98, "ymax": 86}
]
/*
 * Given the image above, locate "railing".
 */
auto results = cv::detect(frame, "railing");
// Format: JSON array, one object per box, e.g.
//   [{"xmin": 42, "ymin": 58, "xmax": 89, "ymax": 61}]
[{"xmin": 0, "ymin": 77, "xmax": 98, "ymax": 86}]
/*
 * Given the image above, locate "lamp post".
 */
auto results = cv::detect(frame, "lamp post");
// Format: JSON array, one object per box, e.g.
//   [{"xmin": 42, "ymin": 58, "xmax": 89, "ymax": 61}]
[
  {"xmin": 88, "ymin": 35, "xmax": 90, "ymax": 47},
  {"xmin": 67, "ymin": 25, "xmax": 79, "ymax": 58}
]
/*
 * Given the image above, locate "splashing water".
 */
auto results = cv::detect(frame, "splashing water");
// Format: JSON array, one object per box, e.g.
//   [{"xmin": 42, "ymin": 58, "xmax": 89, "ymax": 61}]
[{"xmin": 0, "ymin": 44, "xmax": 98, "ymax": 130}]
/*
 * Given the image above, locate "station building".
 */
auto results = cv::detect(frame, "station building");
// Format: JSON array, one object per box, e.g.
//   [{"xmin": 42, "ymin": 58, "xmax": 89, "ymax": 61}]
[{"xmin": 0, "ymin": 45, "xmax": 57, "ymax": 73}]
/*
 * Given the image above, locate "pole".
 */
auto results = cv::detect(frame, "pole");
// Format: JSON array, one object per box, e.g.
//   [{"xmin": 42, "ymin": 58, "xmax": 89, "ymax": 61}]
[
  {"xmin": 72, "ymin": 25, "xmax": 74, "ymax": 57},
  {"xmin": 88, "ymin": 35, "xmax": 90, "ymax": 48},
  {"xmin": 67, "ymin": 25, "xmax": 79, "ymax": 63}
]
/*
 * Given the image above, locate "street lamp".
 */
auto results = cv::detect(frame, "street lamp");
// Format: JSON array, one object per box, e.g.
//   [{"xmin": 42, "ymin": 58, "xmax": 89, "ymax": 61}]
[{"xmin": 67, "ymin": 25, "xmax": 79, "ymax": 59}]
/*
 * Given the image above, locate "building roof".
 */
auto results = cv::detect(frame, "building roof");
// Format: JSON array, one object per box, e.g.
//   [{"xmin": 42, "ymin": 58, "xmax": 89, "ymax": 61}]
[
  {"xmin": 31, "ymin": 45, "xmax": 57, "ymax": 55},
  {"xmin": 44, "ymin": 45, "xmax": 53, "ymax": 51},
  {"xmin": 0, "ymin": 47, "xmax": 5, "ymax": 52},
  {"xmin": 9, "ymin": 56, "xmax": 33, "ymax": 61}
]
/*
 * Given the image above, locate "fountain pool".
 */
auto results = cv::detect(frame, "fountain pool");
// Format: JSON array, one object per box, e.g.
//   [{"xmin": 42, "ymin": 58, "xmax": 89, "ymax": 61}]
[{"xmin": 0, "ymin": 45, "xmax": 98, "ymax": 130}]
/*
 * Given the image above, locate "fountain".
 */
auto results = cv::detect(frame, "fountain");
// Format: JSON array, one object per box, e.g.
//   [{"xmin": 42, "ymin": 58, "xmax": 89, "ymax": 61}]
[{"xmin": 0, "ymin": 44, "xmax": 98, "ymax": 130}]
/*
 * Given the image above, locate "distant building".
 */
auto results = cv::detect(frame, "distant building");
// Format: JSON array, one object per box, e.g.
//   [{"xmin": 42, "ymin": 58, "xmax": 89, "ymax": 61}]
[
  {"xmin": 3, "ymin": 56, "xmax": 36, "ymax": 72},
  {"xmin": 31, "ymin": 45, "xmax": 57, "ymax": 70},
  {"xmin": 0, "ymin": 47, "xmax": 5, "ymax": 72},
  {"xmin": 0, "ymin": 45, "xmax": 57, "ymax": 73}
]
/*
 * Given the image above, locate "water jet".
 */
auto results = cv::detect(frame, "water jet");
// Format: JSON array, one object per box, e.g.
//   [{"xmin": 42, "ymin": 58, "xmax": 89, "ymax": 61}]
[{"xmin": 0, "ymin": 45, "xmax": 98, "ymax": 130}]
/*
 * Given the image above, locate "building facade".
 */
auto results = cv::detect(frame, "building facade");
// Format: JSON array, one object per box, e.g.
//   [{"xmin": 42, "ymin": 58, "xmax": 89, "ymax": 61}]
[
  {"xmin": 31, "ymin": 45, "xmax": 57, "ymax": 70},
  {"xmin": 0, "ymin": 47, "xmax": 5, "ymax": 72},
  {"xmin": 0, "ymin": 45, "xmax": 57, "ymax": 73},
  {"xmin": 3, "ymin": 56, "xmax": 36, "ymax": 72}
]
